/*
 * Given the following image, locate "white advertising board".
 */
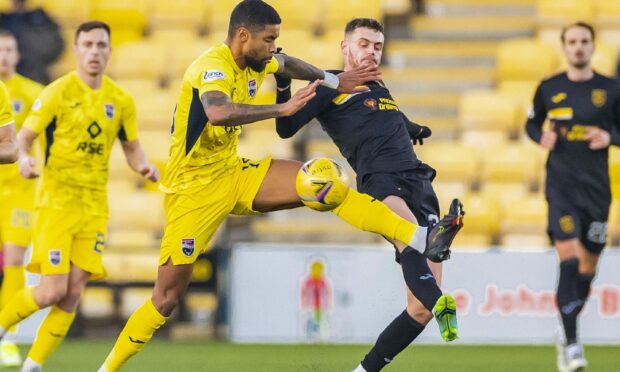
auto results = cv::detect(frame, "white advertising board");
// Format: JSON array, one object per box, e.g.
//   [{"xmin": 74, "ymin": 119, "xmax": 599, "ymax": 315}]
[{"xmin": 230, "ymin": 243, "xmax": 620, "ymax": 344}]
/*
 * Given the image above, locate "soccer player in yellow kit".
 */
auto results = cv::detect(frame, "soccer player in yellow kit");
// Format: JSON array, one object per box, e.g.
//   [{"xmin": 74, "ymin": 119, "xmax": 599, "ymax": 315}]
[
  {"xmin": 0, "ymin": 30, "xmax": 43, "ymax": 367},
  {"xmin": 99, "ymin": 2, "xmax": 457, "ymax": 371},
  {"xmin": 0, "ymin": 81, "xmax": 16, "ymax": 164},
  {"xmin": 0, "ymin": 21, "xmax": 160, "ymax": 372}
]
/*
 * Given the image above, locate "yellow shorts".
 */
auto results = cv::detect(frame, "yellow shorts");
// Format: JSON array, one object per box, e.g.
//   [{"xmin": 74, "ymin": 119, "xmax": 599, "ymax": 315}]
[
  {"xmin": 160, "ymin": 156, "xmax": 272, "ymax": 266},
  {"xmin": 27, "ymin": 208, "xmax": 107, "ymax": 280},
  {"xmin": 0, "ymin": 189, "xmax": 34, "ymax": 248}
]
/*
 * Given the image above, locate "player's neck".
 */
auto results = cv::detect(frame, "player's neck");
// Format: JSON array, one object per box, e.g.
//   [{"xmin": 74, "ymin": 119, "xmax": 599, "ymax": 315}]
[
  {"xmin": 0, "ymin": 70, "xmax": 15, "ymax": 81},
  {"xmin": 225, "ymin": 40, "xmax": 247, "ymax": 70},
  {"xmin": 566, "ymin": 66, "xmax": 594, "ymax": 82},
  {"xmin": 76, "ymin": 69, "xmax": 103, "ymax": 90}
]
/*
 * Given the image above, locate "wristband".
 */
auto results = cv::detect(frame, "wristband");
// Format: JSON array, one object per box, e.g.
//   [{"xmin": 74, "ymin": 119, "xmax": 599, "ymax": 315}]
[{"xmin": 322, "ymin": 71, "xmax": 340, "ymax": 90}]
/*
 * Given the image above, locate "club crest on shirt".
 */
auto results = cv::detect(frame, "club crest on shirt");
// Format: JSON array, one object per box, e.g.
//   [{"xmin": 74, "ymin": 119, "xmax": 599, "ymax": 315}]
[
  {"xmin": 104, "ymin": 103, "xmax": 115, "ymax": 120},
  {"xmin": 181, "ymin": 238, "xmax": 195, "ymax": 257},
  {"xmin": 49, "ymin": 250, "xmax": 61, "ymax": 266},
  {"xmin": 248, "ymin": 79, "xmax": 257, "ymax": 98},
  {"xmin": 12, "ymin": 100, "xmax": 22, "ymax": 113},
  {"xmin": 591, "ymin": 89, "xmax": 606, "ymax": 107},
  {"xmin": 364, "ymin": 98, "xmax": 377, "ymax": 110}
]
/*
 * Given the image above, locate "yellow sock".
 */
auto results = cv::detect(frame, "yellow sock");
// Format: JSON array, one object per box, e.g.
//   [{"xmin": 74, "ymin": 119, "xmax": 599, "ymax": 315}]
[
  {"xmin": 332, "ymin": 189, "xmax": 421, "ymax": 246},
  {"xmin": 103, "ymin": 299, "xmax": 167, "ymax": 371},
  {"xmin": 27, "ymin": 306, "xmax": 75, "ymax": 364},
  {"xmin": 1, "ymin": 265, "xmax": 26, "ymax": 333},
  {"xmin": 0, "ymin": 287, "xmax": 39, "ymax": 333}
]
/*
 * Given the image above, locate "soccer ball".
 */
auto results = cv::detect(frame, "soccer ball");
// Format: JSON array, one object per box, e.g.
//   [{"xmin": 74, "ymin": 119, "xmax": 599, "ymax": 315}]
[{"xmin": 296, "ymin": 158, "xmax": 350, "ymax": 212}]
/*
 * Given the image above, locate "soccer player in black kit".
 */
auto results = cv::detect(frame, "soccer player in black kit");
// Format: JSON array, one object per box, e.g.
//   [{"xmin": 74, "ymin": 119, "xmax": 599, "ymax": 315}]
[
  {"xmin": 526, "ymin": 22, "xmax": 620, "ymax": 372},
  {"xmin": 274, "ymin": 18, "xmax": 464, "ymax": 372}
]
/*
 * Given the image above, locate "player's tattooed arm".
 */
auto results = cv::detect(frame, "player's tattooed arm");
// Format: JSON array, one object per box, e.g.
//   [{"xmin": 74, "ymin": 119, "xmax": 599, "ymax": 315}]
[
  {"xmin": 274, "ymin": 54, "xmax": 324, "ymax": 81},
  {"xmin": 202, "ymin": 85, "xmax": 320, "ymax": 126}
]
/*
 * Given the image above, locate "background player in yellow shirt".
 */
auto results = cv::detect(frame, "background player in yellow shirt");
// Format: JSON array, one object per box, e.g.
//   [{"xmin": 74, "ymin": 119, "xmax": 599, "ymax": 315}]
[
  {"xmin": 0, "ymin": 21, "xmax": 160, "ymax": 372},
  {"xmin": 0, "ymin": 29, "xmax": 43, "ymax": 367},
  {"xmin": 0, "ymin": 80, "xmax": 16, "ymax": 164},
  {"xmin": 100, "ymin": 1, "xmax": 461, "ymax": 371}
]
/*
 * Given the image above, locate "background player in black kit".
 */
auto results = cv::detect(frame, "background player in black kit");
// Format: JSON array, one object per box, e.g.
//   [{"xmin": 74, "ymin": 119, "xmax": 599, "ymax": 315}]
[
  {"xmin": 275, "ymin": 18, "xmax": 464, "ymax": 372},
  {"xmin": 526, "ymin": 22, "xmax": 620, "ymax": 372}
]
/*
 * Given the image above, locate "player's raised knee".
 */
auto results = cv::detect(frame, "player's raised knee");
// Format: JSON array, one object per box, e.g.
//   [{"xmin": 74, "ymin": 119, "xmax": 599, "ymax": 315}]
[{"xmin": 296, "ymin": 158, "xmax": 350, "ymax": 212}]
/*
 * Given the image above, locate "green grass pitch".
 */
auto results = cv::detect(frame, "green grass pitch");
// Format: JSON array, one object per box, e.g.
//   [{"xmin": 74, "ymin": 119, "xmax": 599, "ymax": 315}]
[{"xmin": 21, "ymin": 341, "xmax": 617, "ymax": 371}]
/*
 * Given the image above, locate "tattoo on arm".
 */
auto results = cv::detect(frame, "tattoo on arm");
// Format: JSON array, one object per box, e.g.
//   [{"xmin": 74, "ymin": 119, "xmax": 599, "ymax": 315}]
[
  {"xmin": 275, "ymin": 54, "xmax": 324, "ymax": 81},
  {"xmin": 201, "ymin": 91, "xmax": 282, "ymax": 126}
]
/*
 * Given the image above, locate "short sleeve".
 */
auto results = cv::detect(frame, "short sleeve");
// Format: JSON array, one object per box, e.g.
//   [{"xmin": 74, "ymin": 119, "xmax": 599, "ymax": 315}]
[
  {"xmin": 265, "ymin": 56, "xmax": 279, "ymax": 74},
  {"xmin": 0, "ymin": 82, "xmax": 14, "ymax": 127},
  {"xmin": 118, "ymin": 93, "xmax": 138, "ymax": 142},
  {"xmin": 198, "ymin": 56, "xmax": 236, "ymax": 98},
  {"xmin": 23, "ymin": 84, "xmax": 59, "ymax": 134}
]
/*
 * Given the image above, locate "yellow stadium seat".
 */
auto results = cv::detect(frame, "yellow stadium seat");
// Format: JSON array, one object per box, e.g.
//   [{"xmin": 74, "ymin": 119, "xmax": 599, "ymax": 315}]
[
  {"xmin": 120, "ymin": 288, "xmax": 155, "ymax": 318},
  {"xmin": 132, "ymin": 89, "xmax": 177, "ymax": 131},
  {"xmin": 108, "ymin": 190, "xmax": 164, "ymax": 231},
  {"xmin": 501, "ymin": 194, "xmax": 547, "ymax": 235},
  {"xmin": 594, "ymin": 0, "xmax": 620, "ymax": 28},
  {"xmin": 481, "ymin": 143, "xmax": 540, "ymax": 185},
  {"xmin": 480, "ymin": 182, "xmax": 531, "ymax": 215},
  {"xmin": 90, "ymin": 0, "xmax": 148, "ymax": 46},
  {"xmin": 237, "ymin": 128, "xmax": 293, "ymax": 159},
  {"xmin": 266, "ymin": 0, "xmax": 322, "ymax": 33},
  {"xmin": 461, "ymin": 192, "xmax": 501, "ymax": 237},
  {"xmin": 306, "ymin": 139, "xmax": 342, "ymax": 159},
  {"xmin": 431, "ymin": 181, "xmax": 470, "ymax": 214},
  {"xmin": 496, "ymin": 38, "xmax": 559, "ymax": 82},
  {"xmin": 452, "ymin": 233, "xmax": 493, "ymax": 248},
  {"xmin": 322, "ymin": 0, "xmax": 382, "ymax": 33},
  {"xmin": 498, "ymin": 80, "xmax": 539, "ymax": 130},
  {"xmin": 106, "ymin": 230, "xmax": 160, "ymax": 251},
  {"xmin": 416, "ymin": 141, "xmax": 479, "ymax": 185},
  {"xmin": 204, "ymin": 0, "xmax": 239, "ymax": 35},
  {"xmin": 37, "ymin": 0, "xmax": 91, "ymax": 25},
  {"xmin": 108, "ymin": 142, "xmax": 142, "ymax": 182},
  {"xmin": 536, "ymin": 0, "xmax": 595, "ymax": 27},
  {"xmin": 458, "ymin": 90, "xmax": 520, "ymax": 134},
  {"xmin": 383, "ymin": 0, "xmax": 412, "ymax": 17},
  {"xmin": 609, "ymin": 147, "xmax": 620, "ymax": 185},
  {"xmin": 150, "ymin": 0, "xmax": 207, "ymax": 31},
  {"xmin": 108, "ymin": 41, "xmax": 167, "ymax": 80},
  {"xmin": 80, "ymin": 288, "xmax": 115, "ymax": 319},
  {"xmin": 460, "ymin": 130, "xmax": 510, "ymax": 148}
]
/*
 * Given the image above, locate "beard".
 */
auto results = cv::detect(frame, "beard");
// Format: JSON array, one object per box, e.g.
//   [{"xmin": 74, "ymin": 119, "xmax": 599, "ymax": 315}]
[
  {"xmin": 572, "ymin": 60, "xmax": 589, "ymax": 69},
  {"xmin": 246, "ymin": 55, "xmax": 267, "ymax": 72}
]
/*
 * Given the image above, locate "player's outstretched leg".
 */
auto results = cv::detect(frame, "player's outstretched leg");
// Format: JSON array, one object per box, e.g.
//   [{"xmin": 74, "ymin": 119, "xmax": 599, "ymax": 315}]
[
  {"xmin": 0, "ymin": 244, "xmax": 27, "ymax": 367},
  {"xmin": 424, "ymin": 199, "xmax": 465, "ymax": 263},
  {"xmin": 433, "ymin": 294, "xmax": 458, "ymax": 342},
  {"xmin": 99, "ymin": 261, "xmax": 193, "ymax": 372}
]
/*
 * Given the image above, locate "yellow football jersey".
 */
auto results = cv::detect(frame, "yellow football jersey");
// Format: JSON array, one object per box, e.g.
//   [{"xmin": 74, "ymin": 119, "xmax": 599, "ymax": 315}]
[
  {"xmin": 0, "ymin": 74, "xmax": 43, "ymax": 192},
  {"xmin": 23, "ymin": 71, "xmax": 138, "ymax": 216},
  {"xmin": 160, "ymin": 43, "xmax": 279, "ymax": 194},
  {"xmin": 0, "ymin": 81, "xmax": 13, "ymax": 128}
]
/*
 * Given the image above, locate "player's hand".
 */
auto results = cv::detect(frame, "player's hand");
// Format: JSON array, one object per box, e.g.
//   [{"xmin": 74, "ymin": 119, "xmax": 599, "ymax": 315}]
[
  {"xmin": 280, "ymin": 80, "xmax": 321, "ymax": 116},
  {"xmin": 540, "ymin": 123, "xmax": 557, "ymax": 150},
  {"xmin": 411, "ymin": 126, "xmax": 432, "ymax": 145},
  {"xmin": 336, "ymin": 60, "xmax": 381, "ymax": 93},
  {"xmin": 585, "ymin": 127, "xmax": 611, "ymax": 150},
  {"xmin": 18, "ymin": 155, "xmax": 39, "ymax": 179},
  {"xmin": 139, "ymin": 163, "xmax": 160, "ymax": 182}
]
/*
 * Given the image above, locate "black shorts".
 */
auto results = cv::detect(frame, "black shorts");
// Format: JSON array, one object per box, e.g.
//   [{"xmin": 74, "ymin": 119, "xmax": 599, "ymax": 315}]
[
  {"xmin": 358, "ymin": 165, "xmax": 440, "ymax": 261},
  {"xmin": 546, "ymin": 186, "xmax": 609, "ymax": 254}
]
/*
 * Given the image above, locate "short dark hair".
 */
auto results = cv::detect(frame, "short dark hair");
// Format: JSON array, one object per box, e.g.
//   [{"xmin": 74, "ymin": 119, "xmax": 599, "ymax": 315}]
[
  {"xmin": 344, "ymin": 18, "xmax": 384, "ymax": 36},
  {"xmin": 0, "ymin": 29, "xmax": 16, "ymax": 40},
  {"xmin": 561, "ymin": 21, "xmax": 595, "ymax": 44},
  {"xmin": 75, "ymin": 21, "xmax": 111, "ymax": 43},
  {"xmin": 227, "ymin": 0, "xmax": 281, "ymax": 39}
]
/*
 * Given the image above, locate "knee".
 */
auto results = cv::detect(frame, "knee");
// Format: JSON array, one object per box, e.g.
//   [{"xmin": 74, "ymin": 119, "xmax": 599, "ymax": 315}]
[
  {"xmin": 406, "ymin": 301, "xmax": 433, "ymax": 325},
  {"xmin": 152, "ymin": 288, "xmax": 182, "ymax": 317}
]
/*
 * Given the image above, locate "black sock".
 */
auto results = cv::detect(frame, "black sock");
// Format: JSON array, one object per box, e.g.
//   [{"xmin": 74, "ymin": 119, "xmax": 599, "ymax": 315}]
[
  {"xmin": 399, "ymin": 247, "xmax": 443, "ymax": 311},
  {"xmin": 575, "ymin": 272, "xmax": 595, "ymax": 316},
  {"xmin": 361, "ymin": 310, "xmax": 425, "ymax": 372},
  {"xmin": 557, "ymin": 258, "xmax": 579, "ymax": 344}
]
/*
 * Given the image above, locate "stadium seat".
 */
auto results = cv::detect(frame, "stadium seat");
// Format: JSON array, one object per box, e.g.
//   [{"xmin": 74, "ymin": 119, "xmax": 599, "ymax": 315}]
[
  {"xmin": 432, "ymin": 181, "xmax": 470, "ymax": 214},
  {"xmin": 80, "ymin": 288, "xmax": 115, "ymax": 319},
  {"xmin": 37, "ymin": 0, "xmax": 91, "ymax": 26},
  {"xmin": 104, "ymin": 253, "xmax": 159, "ymax": 283},
  {"xmin": 500, "ymin": 232, "xmax": 550, "ymax": 248},
  {"xmin": 452, "ymin": 233, "xmax": 493, "ymax": 248},
  {"xmin": 416, "ymin": 141, "xmax": 479, "ymax": 186},
  {"xmin": 120, "ymin": 288, "xmax": 155, "ymax": 319},
  {"xmin": 594, "ymin": 0, "xmax": 620, "ymax": 28},
  {"xmin": 265, "ymin": 0, "xmax": 322, "ymax": 33},
  {"xmin": 460, "ymin": 130, "xmax": 510, "ymax": 148},
  {"xmin": 237, "ymin": 128, "xmax": 293, "ymax": 159},
  {"xmin": 150, "ymin": 0, "xmax": 207, "ymax": 31},
  {"xmin": 496, "ymin": 38, "xmax": 559, "ymax": 82},
  {"xmin": 609, "ymin": 147, "xmax": 620, "ymax": 185},
  {"xmin": 108, "ymin": 142, "xmax": 142, "ymax": 183},
  {"xmin": 108, "ymin": 41, "xmax": 168, "ymax": 81},
  {"xmin": 497, "ymin": 80, "xmax": 539, "ymax": 131},
  {"xmin": 481, "ymin": 143, "xmax": 540, "ymax": 185},
  {"xmin": 322, "ymin": 0, "xmax": 382, "ymax": 33},
  {"xmin": 108, "ymin": 190, "xmax": 164, "ymax": 231},
  {"xmin": 382, "ymin": 0, "xmax": 412, "ymax": 17},
  {"xmin": 536, "ymin": 0, "xmax": 595, "ymax": 27},
  {"xmin": 131, "ymin": 87, "xmax": 177, "ymax": 131},
  {"xmin": 90, "ymin": 0, "xmax": 148, "ymax": 46},
  {"xmin": 500, "ymin": 194, "xmax": 547, "ymax": 235},
  {"xmin": 480, "ymin": 182, "xmax": 531, "ymax": 214},
  {"xmin": 204, "ymin": 0, "xmax": 239, "ymax": 36},
  {"xmin": 460, "ymin": 192, "xmax": 501, "ymax": 237},
  {"xmin": 458, "ymin": 90, "xmax": 520, "ymax": 135}
]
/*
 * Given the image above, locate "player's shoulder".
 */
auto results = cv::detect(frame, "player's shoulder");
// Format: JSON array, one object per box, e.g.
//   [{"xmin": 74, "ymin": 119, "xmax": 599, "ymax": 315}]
[
  {"xmin": 540, "ymin": 72, "xmax": 567, "ymax": 87},
  {"xmin": 15, "ymin": 74, "xmax": 43, "ymax": 91},
  {"xmin": 185, "ymin": 43, "xmax": 233, "ymax": 83},
  {"xmin": 592, "ymin": 71, "xmax": 620, "ymax": 89}
]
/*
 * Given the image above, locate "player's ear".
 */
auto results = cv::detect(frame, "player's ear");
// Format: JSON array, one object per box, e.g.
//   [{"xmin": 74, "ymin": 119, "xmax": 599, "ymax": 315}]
[
  {"xmin": 340, "ymin": 39, "xmax": 347, "ymax": 56},
  {"xmin": 238, "ymin": 27, "xmax": 250, "ymax": 43}
]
